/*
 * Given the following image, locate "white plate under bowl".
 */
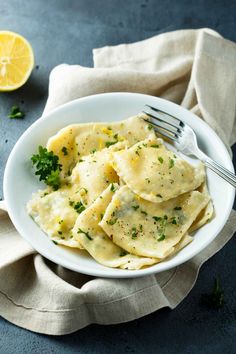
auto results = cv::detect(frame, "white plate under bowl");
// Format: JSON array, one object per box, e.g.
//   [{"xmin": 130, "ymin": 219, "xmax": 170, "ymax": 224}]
[{"xmin": 3, "ymin": 93, "xmax": 235, "ymax": 278}]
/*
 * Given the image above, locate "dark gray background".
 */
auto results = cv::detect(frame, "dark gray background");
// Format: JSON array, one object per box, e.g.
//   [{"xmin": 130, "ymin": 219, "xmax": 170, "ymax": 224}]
[{"xmin": 0, "ymin": 1, "xmax": 236, "ymax": 353}]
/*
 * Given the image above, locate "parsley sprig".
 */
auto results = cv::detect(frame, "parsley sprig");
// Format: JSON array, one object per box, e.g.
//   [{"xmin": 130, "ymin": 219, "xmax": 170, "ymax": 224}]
[
  {"xmin": 31, "ymin": 146, "xmax": 62, "ymax": 190},
  {"xmin": 201, "ymin": 278, "xmax": 224, "ymax": 309},
  {"xmin": 8, "ymin": 106, "xmax": 25, "ymax": 119}
]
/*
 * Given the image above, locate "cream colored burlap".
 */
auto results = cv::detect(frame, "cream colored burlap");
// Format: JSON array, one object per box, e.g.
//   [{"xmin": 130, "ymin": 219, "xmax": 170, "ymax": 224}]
[{"xmin": 0, "ymin": 28, "xmax": 235, "ymax": 335}]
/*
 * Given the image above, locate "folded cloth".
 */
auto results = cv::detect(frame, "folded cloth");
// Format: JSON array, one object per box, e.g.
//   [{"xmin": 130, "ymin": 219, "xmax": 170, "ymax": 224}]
[{"xmin": 0, "ymin": 28, "xmax": 235, "ymax": 335}]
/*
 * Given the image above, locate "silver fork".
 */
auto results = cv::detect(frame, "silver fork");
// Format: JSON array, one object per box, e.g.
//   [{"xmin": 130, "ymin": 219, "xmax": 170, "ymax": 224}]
[{"xmin": 143, "ymin": 104, "xmax": 236, "ymax": 188}]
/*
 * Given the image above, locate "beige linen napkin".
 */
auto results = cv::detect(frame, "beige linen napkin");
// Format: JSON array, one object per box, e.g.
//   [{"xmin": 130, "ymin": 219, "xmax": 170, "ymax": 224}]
[{"xmin": 0, "ymin": 28, "xmax": 236, "ymax": 335}]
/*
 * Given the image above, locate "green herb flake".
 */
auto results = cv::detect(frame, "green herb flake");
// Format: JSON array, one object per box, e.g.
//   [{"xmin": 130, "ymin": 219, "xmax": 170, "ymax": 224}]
[
  {"xmin": 58, "ymin": 231, "xmax": 62, "ymax": 235},
  {"xmin": 132, "ymin": 205, "xmax": 139, "ymax": 211},
  {"xmin": 61, "ymin": 146, "xmax": 68, "ymax": 156},
  {"xmin": 90, "ymin": 148, "xmax": 97, "ymax": 154},
  {"xmin": 153, "ymin": 216, "xmax": 162, "ymax": 222},
  {"xmin": 110, "ymin": 183, "xmax": 116, "ymax": 192},
  {"xmin": 158, "ymin": 157, "xmax": 164, "ymax": 164},
  {"xmin": 100, "ymin": 213, "xmax": 104, "ymax": 220},
  {"xmin": 151, "ymin": 144, "xmax": 159, "ymax": 148},
  {"xmin": 145, "ymin": 178, "xmax": 151, "ymax": 184},
  {"xmin": 141, "ymin": 210, "xmax": 147, "ymax": 216},
  {"xmin": 148, "ymin": 124, "xmax": 153, "ymax": 130},
  {"xmin": 52, "ymin": 240, "xmax": 58, "ymax": 245},
  {"xmin": 131, "ymin": 226, "xmax": 138, "ymax": 239},
  {"xmin": 156, "ymin": 194, "xmax": 162, "ymax": 198},
  {"xmin": 77, "ymin": 228, "xmax": 93, "ymax": 241},
  {"xmin": 169, "ymin": 158, "xmax": 175, "ymax": 169},
  {"xmin": 171, "ymin": 217, "xmax": 177, "ymax": 225},
  {"xmin": 106, "ymin": 218, "xmax": 117, "ymax": 225},
  {"xmin": 105, "ymin": 141, "xmax": 117, "ymax": 148},
  {"xmin": 119, "ymin": 250, "xmax": 128, "ymax": 257},
  {"xmin": 73, "ymin": 201, "xmax": 86, "ymax": 214},
  {"xmin": 8, "ymin": 105, "xmax": 25, "ymax": 119},
  {"xmin": 174, "ymin": 206, "xmax": 182, "ymax": 210},
  {"xmin": 201, "ymin": 278, "xmax": 224, "ymax": 309},
  {"xmin": 158, "ymin": 234, "xmax": 165, "ymax": 242},
  {"xmin": 31, "ymin": 146, "xmax": 62, "ymax": 190}
]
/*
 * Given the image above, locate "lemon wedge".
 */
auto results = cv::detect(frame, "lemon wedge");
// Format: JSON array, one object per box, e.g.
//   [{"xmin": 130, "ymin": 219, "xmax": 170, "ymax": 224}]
[{"xmin": 0, "ymin": 31, "xmax": 34, "ymax": 91}]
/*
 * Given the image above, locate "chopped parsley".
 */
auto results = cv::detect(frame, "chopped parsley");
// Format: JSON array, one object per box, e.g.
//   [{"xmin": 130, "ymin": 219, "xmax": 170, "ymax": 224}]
[
  {"xmin": 201, "ymin": 278, "xmax": 224, "ymax": 309},
  {"xmin": 158, "ymin": 157, "xmax": 164, "ymax": 164},
  {"xmin": 8, "ymin": 105, "xmax": 25, "ymax": 119},
  {"xmin": 58, "ymin": 231, "xmax": 62, "ymax": 235},
  {"xmin": 77, "ymin": 228, "xmax": 93, "ymax": 241},
  {"xmin": 157, "ymin": 234, "xmax": 165, "ymax": 241},
  {"xmin": 132, "ymin": 205, "xmax": 139, "ymax": 211},
  {"xmin": 131, "ymin": 226, "xmax": 138, "ymax": 239},
  {"xmin": 169, "ymin": 158, "xmax": 175, "ymax": 169},
  {"xmin": 156, "ymin": 194, "xmax": 162, "ymax": 198},
  {"xmin": 171, "ymin": 217, "xmax": 177, "ymax": 225},
  {"xmin": 119, "ymin": 250, "xmax": 128, "ymax": 257},
  {"xmin": 31, "ymin": 146, "xmax": 62, "ymax": 190},
  {"xmin": 90, "ymin": 148, "xmax": 97, "ymax": 154},
  {"xmin": 52, "ymin": 240, "xmax": 58, "ymax": 245},
  {"xmin": 141, "ymin": 210, "xmax": 147, "ymax": 216},
  {"xmin": 61, "ymin": 146, "xmax": 68, "ymax": 156},
  {"xmin": 150, "ymin": 144, "xmax": 159, "ymax": 148},
  {"xmin": 174, "ymin": 206, "xmax": 182, "ymax": 210},
  {"xmin": 148, "ymin": 124, "xmax": 153, "ymax": 130},
  {"xmin": 153, "ymin": 215, "xmax": 168, "ymax": 241},
  {"xmin": 105, "ymin": 141, "xmax": 117, "ymax": 148},
  {"xmin": 106, "ymin": 218, "xmax": 117, "ymax": 225},
  {"xmin": 145, "ymin": 178, "xmax": 151, "ymax": 184},
  {"xmin": 110, "ymin": 183, "xmax": 116, "ymax": 192},
  {"xmin": 153, "ymin": 216, "xmax": 162, "ymax": 222},
  {"xmin": 70, "ymin": 201, "xmax": 86, "ymax": 214},
  {"xmin": 100, "ymin": 213, "xmax": 104, "ymax": 220}
]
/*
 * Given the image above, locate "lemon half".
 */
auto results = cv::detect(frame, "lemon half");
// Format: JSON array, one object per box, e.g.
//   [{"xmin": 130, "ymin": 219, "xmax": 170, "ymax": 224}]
[{"xmin": 0, "ymin": 31, "xmax": 34, "ymax": 91}]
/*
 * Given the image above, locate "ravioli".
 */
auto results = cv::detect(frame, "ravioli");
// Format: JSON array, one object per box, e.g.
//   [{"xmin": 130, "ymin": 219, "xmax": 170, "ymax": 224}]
[
  {"xmin": 189, "ymin": 182, "xmax": 214, "ymax": 233},
  {"xmin": 112, "ymin": 136, "xmax": 205, "ymax": 202},
  {"xmin": 72, "ymin": 185, "xmax": 159, "ymax": 270},
  {"xmin": 46, "ymin": 114, "xmax": 155, "ymax": 178},
  {"xmin": 27, "ymin": 186, "xmax": 84, "ymax": 248},
  {"xmin": 100, "ymin": 185, "xmax": 209, "ymax": 259},
  {"xmin": 70, "ymin": 142, "xmax": 126, "ymax": 206}
]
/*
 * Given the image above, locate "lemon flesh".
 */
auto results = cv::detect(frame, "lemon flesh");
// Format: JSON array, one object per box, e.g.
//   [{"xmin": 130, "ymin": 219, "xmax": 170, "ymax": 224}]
[{"xmin": 0, "ymin": 31, "xmax": 34, "ymax": 91}]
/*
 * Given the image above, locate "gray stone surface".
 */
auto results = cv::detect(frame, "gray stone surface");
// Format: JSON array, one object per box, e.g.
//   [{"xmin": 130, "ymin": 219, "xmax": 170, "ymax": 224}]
[{"xmin": 0, "ymin": 0, "xmax": 235, "ymax": 353}]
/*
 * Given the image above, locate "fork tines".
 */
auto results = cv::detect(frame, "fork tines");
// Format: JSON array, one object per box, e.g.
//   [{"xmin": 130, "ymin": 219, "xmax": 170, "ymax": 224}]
[{"xmin": 143, "ymin": 104, "xmax": 185, "ymax": 142}]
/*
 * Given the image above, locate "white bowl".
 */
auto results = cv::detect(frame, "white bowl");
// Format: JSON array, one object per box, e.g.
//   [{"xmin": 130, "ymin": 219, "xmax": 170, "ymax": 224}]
[{"xmin": 3, "ymin": 93, "xmax": 235, "ymax": 278}]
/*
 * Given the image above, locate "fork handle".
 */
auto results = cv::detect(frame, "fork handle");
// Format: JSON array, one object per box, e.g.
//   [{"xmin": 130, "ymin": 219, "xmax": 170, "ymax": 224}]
[{"xmin": 204, "ymin": 158, "xmax": 236, "ymax": 188}]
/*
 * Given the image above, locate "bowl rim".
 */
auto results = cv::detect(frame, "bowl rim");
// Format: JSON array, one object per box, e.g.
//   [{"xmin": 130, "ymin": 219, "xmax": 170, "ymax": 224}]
[{"xmin": 3, "ymin": 92, "xmax": 235, "ymax": 278}]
